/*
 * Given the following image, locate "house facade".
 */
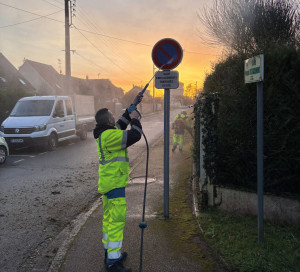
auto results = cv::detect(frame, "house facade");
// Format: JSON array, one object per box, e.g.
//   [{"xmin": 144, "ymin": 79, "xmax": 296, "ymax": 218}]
[
  {"xmin": 170, "ymin": 82, "xmax": 184, "ymax": 106},
  {"xmin": 0, "ymin": 53, "xmax": 34, "ymax": 92},
  {"xmin": 19, "ymin": 59, "xmax": 64, "ymax": 95}
]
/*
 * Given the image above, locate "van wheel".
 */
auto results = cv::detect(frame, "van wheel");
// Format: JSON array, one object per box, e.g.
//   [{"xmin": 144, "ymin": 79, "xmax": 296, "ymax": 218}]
[
  {"xmin": 80, "ymin": 125, "xmax": 87, "ymax": 140},
  {"xmin": 48, "ymin": 133, "xmax": 58, "ymax": 151},
  {"xmin": 0, "ymin": 146, "xmax": 7, "ymax": 164}
]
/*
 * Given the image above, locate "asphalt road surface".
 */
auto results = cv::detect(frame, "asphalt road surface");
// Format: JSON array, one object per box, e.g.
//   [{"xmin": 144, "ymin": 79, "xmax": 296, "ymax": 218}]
[{"xmin": 0, "ymin": 109, "xmax": 180, "ymax": 271}]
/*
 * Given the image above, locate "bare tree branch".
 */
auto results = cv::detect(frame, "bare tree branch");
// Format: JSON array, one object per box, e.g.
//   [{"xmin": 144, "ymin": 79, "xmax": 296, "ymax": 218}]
[{"xmin": 197, "ymin": 0, "xmax": 300, "ymax": 55}]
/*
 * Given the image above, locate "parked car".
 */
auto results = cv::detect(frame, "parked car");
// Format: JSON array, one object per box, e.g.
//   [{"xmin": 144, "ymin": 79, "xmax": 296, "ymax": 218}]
[
  {"xmin": 0, "ymin": 95, "xmax": 95, "ymax": 151},
  {"xmin": 0, "ymin": 136, "xmax": 9, "ymax": 164}
]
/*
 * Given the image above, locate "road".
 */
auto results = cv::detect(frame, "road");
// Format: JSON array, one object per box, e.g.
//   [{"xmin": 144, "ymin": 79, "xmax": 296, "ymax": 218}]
[{"xmin": 0, "ymin": 109, "xmax": 179, "ymax": 271}]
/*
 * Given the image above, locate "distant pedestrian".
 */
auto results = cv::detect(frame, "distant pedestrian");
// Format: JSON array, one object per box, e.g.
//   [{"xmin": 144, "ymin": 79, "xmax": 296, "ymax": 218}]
[
  {"xmin": 172, "ymin": 110, "xmax": 191, "ymax": 152},
  {"xmin": 93, "ymin": 105, "xmax": 142, "ymax": 272}
]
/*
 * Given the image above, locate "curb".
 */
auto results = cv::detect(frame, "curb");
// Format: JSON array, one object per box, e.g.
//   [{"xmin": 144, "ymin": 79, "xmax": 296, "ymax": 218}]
[
  {"xmin": 48, "ymin": 197, "xmax": 102, "ymax": 272},
  {"xmin": 192, "ymin": 163, "xmax": 204, "ymax": 233},
  {"xmin": 191, "ymin": 164, "xmax": 231, "ymax": 271}
]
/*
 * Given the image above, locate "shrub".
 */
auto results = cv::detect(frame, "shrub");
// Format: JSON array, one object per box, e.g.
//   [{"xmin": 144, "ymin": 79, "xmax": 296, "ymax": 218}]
[{"xmin": 194, "ymin": 46, "xmax": 300, "ymax": 196}]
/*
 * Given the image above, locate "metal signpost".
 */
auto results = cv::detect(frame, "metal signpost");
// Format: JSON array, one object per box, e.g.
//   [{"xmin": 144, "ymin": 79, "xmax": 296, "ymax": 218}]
[
  {"xmin": 152, "ymin": 38, "xmax": 183, "ymax": 218},
  {"xmin": 244, "ymin": 54, "xmax": 264, "ymax": 242}
]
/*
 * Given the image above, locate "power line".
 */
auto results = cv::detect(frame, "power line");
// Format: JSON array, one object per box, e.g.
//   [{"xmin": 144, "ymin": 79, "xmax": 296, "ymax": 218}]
[
  {"xmin": 74, "ymin": 26, "xmax": 220, "ymax": 56},
  {"xmin": 0, "ymin": 9, "xmax": 63, "ymax": 28},
  {"xmin": 39, "ymin": 0, "xmax": 63, "ymax": 9},
  {"xmin": 75, "ymin": 1, "xmax": 135, "ymax": 65},
  {"xmin": 0, "ymin": 2, "xmax": 64, "ymax": 24},
  {"xmin": 74, "ymin": 51, "xmax": 109, "ymax": 73},
  {"xmin": 75, "ymin": 26, "xmax": 152, "ymax": 47},
  {"xmin": 50, "ymin": 0, "xmax": 64, "ymax": 5},
  {"xmin": 75, "ymin": 10, "xmax": 129, "ymax": 64},
  {"xmin": 184, "ymin": 50, "xmax": 220, "ymax": 56},
  {"xmin": 0, "ymin": 2, "xmax": 219, "ymax": 57},
  {"xmin": 73, "ymin": 25, "xmax": 129, "ymax": 74}
]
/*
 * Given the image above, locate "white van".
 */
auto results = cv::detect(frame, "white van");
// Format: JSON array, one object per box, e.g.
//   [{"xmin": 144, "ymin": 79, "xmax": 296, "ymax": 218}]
[{"xmin": 0, "ymin": 95, "xmax": 95, "ymax": 151}]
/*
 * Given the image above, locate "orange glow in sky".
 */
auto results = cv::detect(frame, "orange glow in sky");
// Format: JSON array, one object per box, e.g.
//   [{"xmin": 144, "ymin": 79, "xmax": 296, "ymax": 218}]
[{"xmin": 0, "ymin": 0, "xmax": 222, "ymax": 95}]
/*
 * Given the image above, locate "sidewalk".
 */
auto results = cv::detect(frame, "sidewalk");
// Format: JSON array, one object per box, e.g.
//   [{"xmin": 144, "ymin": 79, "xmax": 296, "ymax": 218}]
[{"xmin": 59, "ymin": 132, "xmax": 228, "ymax": 272}]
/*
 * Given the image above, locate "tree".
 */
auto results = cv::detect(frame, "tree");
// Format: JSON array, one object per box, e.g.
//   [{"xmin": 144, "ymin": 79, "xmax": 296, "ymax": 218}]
[{"xmin": 198, "ymin": 0, "xmax": 300, "ymax": 55}]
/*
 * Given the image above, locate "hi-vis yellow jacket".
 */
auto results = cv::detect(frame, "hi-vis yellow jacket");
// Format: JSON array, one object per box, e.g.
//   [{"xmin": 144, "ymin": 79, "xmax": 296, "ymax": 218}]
[
  {"xmin": 96, "ymin": 128, "xmax": 130, "ymax": 194},
  {"xmin": 94, "ymin": 109, "xmax": 142, "ymax": 194}
]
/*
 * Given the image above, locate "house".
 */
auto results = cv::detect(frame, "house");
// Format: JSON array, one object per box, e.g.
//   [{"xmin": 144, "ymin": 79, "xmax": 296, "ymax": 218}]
[
  {"xmin": 170, "ymin": 82, "xmax": 184, "ymax": 107},
  {"xmin": 19, "ymin": 59, "xmax": 64, "ymax": 95},
  {"xmin": 85, "ymin": 78, "xmax": 124, "ymax": 101},
  {"xmin": 0, "ymin": 53, "xmax": 34, "ymax": 92},
  {"xmin": 19, "ymin": 60, "xmax": 125, "ymax": 105},
  {"xmin": 122, "ymin": 85, "xmax": 156, "ymax": 114}
]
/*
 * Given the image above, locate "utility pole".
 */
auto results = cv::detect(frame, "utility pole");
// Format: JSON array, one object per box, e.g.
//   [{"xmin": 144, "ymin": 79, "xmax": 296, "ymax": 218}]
[{"xmin": 65, "ymin": 0, "xmax": 71, "ymax": 94}]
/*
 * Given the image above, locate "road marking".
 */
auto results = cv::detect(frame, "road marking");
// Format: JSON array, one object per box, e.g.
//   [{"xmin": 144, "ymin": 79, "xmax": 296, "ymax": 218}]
[
  {"xmin": 13, "ymin": 159, "xmax": 25, "ymax": 164},
  {"xmin": 10, "ymin": 155, "xmax": 35, "ymax": 158},
  {"xmin": 38, "ymin": 152, "xmax": 48, "ymax": 156},
  {"xmin": 68, "ymin": 143, "xmax": 75, "ymax": 146}
]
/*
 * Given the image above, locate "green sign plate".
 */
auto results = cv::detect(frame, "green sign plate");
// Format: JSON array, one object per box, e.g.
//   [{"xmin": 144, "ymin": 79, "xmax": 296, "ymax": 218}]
[{"xmin": 244, "ymin": 54, "xmax": 264, "ymax": 84}]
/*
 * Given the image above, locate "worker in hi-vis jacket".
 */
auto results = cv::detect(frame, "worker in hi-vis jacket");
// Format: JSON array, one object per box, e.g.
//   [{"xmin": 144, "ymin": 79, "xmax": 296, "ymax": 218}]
[
  {"xmin": 93, "ymin": 103, "xmax": 142, "ymax": 272},
  {"xmin": 172, "ymin": 110, "xmax": 191, "ymax": 152}
]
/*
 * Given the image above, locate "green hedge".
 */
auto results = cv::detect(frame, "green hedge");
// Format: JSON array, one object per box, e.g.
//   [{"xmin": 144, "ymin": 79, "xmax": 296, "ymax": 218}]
[
  {"xmin": 0, "ymin": 89, "xmax": 33, "ymax": 124},
  {"xmin": 194, "ymin": 46, "xmax": 300, "ymax": 196}
]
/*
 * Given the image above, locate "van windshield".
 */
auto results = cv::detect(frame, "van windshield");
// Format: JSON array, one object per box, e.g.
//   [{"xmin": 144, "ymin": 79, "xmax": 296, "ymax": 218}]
[{"xmin": 10, "ymin": 100, "xmax": 55, "ymax": 117}]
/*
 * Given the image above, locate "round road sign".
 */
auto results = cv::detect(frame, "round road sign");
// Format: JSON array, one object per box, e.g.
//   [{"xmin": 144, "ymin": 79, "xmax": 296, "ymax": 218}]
[{"xmin": 152, "ymin": 38, "xmax": 183, "ymax": 70}]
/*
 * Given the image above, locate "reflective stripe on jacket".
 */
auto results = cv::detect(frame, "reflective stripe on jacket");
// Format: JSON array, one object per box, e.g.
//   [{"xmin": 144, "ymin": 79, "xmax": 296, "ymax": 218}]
[{"xmin": 96, "ymin": 127, "xmax": 130, "ymax": 194}]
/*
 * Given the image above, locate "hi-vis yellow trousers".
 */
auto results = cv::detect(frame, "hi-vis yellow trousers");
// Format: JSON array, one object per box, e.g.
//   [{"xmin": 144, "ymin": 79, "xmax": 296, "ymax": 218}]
[
  {"xmin": 102, "ymin": 194, "xmax": 127, "ymax": 263},
  {"xmin": 173, "ymin": 134, "xmax": 184, "ymax": 149}
]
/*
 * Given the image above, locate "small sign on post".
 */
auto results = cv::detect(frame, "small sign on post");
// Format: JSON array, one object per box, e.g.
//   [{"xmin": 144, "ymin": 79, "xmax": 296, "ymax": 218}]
[
  {"xmin": 155, "ymin": 70, "xmax": 179, "ymax": 89},
  {"xmin": 245, "ymin": 54, "xmax": 264, "ymax": 83},
  {"xmin": 245, "ymin": 54, "xmax": 264, "ymax": 243}
]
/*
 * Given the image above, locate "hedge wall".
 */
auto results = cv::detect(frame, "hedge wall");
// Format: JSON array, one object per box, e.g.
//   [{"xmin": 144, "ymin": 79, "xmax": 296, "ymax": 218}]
[{"xmin": 194, "ymin": 46, "xmax": 300, "ymax": 197}]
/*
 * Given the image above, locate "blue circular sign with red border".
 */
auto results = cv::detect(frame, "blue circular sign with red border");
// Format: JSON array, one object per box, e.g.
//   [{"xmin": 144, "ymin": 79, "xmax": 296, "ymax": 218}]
[{"xmin": 152, "ymin": 38, "xmax": 183, "ymax": 70}]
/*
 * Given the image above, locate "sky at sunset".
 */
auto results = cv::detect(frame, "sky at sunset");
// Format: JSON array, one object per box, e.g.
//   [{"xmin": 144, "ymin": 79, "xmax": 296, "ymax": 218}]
[{"xmin": 0, "ymin": 0, "xmax": 223, "ymax": 95}]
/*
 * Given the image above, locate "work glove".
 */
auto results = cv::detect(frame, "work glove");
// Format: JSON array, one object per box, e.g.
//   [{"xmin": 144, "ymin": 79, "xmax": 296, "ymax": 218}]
[{"xmin": 128, "ymin": 92, "xmax": 143, "ymax": 114}]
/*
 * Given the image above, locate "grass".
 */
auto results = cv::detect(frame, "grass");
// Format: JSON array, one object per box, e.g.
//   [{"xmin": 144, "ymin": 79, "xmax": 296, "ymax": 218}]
[
  {"xmin": 199, "ymin": 208, "xmax": 300, "ymax": 272},
  {"xmin": 156, "ymin": 146, "xmax": 218, "ymax": 271}
]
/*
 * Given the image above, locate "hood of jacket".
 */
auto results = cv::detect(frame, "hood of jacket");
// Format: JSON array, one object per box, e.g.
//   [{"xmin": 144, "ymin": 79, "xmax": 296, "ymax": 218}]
[{"xmin": 93, "ymin": 124, "xmax": 115, "ymax": 139}]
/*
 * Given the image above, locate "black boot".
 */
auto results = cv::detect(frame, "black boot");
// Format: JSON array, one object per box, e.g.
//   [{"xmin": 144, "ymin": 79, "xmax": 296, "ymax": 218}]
[
  {"xmin": 172, "ymin": 144, "xmax": 177, "ymax": 152},
  {"xmin": 106, "ymin": 260, "xmax": 131, "ymax": 272},
  {"xmin": 120, "ymin": 252, "xmax": 128, "ymax": 262},
  {"xmin": 105, "ymin": 252, "xmax": 128, "ymax": 265}
]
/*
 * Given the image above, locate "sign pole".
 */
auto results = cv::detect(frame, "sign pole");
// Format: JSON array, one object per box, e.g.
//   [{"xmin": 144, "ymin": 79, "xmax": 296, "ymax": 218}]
[
  {"xmin": 257, "ymin": 81, "xmax": 264, "ymax": 243},
  {"xmin": 244, "ymin": 54, "xmax": 264, "ymax": 243},
  {"xmin": 151, "ymin": 38, "xmax": 183, "ymax": 219},
  {"xmin": 164, "ymin": 88, "xmax": 170, "ymax": 218}
]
